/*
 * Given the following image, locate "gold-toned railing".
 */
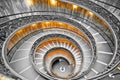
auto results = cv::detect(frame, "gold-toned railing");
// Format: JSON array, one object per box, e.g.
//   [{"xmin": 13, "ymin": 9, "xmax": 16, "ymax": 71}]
[{"xmin": 7, "ymin": 21, "xmax": 89, "ymax": 51}]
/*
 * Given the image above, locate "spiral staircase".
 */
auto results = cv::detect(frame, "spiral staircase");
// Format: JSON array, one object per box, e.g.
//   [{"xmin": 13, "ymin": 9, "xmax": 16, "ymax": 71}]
[{"xmin": 0, "ymin": 0, "xmax": 120, "ymax": 80}]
